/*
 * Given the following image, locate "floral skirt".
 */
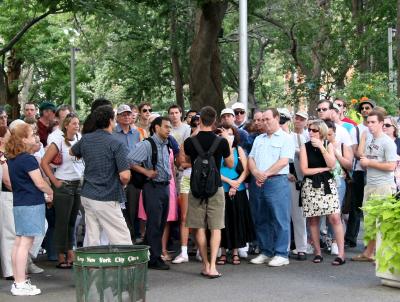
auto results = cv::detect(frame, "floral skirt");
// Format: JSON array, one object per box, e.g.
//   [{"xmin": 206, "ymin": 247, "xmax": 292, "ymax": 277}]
[{"xmin": 301, "ymin": 178, "xmax": 340, "ymax": 217}]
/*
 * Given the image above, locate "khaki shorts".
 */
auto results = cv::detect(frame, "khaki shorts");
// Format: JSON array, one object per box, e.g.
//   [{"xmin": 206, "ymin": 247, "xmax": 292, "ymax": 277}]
[
  {"xmin": 186, "ymin": 187, "xmax": 225, "ymax": 230},
  {"xmin": 180, "ymin": 175, "xmax": 191, "ymax": 194},
  {"xmin": 363, "ymin": 183, "xmax": 396, "ymax": 205}
]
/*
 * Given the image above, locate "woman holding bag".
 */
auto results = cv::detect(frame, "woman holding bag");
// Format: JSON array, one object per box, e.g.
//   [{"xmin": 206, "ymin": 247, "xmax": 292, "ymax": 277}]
[{"xmin": 41, "ymin": 113, "xmax": 84, "ymax": 269}]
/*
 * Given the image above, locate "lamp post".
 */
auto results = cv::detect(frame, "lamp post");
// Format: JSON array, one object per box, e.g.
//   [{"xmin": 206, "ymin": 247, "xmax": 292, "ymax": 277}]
[
  {"xmin": 388, "ymin": 28, "xmax": 396, "ymax": 94},
  {"xmin": 70, "ymin": 47, "xmax": 76, "ymax": 111},
  {"xmin": 239, "ymin": 0, "xmax": 248, "ymax": 113}
]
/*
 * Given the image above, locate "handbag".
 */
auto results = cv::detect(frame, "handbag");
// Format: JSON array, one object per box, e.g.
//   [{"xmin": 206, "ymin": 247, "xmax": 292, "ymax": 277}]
[{"xmin": 50, "ymin": 142, "xmax": 63, "ymax": 166}]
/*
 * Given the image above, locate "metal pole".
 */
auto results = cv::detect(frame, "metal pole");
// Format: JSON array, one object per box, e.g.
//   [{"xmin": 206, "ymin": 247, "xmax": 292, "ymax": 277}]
[
  {"xmin": 239, "ymin": 0, "xmax": 248, "ymax": 112},
  {"xmin": 388, "ymin": 28, "xmax": 395, "ymax": 93},
  {"xmin": 70, "ymin": 47, "xmax": 76, "ymax": 111}
]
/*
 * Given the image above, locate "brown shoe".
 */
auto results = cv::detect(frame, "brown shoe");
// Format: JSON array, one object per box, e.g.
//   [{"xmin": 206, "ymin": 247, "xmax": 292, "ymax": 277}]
[{"xmin": 351, "ymin": 254, "xmax": 374, "ymax": 262}]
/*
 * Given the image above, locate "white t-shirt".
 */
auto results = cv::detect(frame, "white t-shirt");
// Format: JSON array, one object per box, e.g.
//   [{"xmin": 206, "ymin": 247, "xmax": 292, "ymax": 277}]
[
  {"xmin": 335, "ymin": 123, "xmax": 352, "ymax": 147},
  {"xmin": 47, "ymin": 128, "xmax": 63, "ymax": 147},
  {"xmin": 291, "ymin": 132, "xmax": 306, "ymax": 180},
  {"xmin": 171, "ymin": 123, "xmax": 191, "ymax": 146},
  {"xmin": 52, "ymin": 133, "xmax": 84, "ymax": 181},
  {"xmin": 350, "ymin": 123, "xmax": 370, "ymax": 171}
]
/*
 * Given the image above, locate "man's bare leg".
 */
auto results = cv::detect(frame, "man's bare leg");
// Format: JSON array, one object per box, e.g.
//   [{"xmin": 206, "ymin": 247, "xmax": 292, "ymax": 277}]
[
  {"xmin": 209, "ymin": 229, "xmax": 221, "ymax": 276},
  {"xmin": 195, "ymin": 228, "xmax": 209, "ymax": 274}
]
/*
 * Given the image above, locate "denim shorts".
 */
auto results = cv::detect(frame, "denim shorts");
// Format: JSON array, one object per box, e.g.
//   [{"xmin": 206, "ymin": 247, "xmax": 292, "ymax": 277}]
[{"xmin": 13, "ymin": 204, "xmax": 45, "ymax": 237}]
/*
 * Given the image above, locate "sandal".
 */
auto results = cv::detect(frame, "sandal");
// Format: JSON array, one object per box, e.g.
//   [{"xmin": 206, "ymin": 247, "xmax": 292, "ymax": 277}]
[
  {"xmin": 231, "ymin": 254, "xmax": 241, "ymax": 265},
  {"xmin": 332, "ymin": 257, "xmax": 346, "ymax": 266},
  {"xmin": 56, "ymin": 262, "xmax": 72, "ymax": 269},
  {"xmin": 297, "ymin": 252, "xmax": 307, "ymax": 261},
  {"xmin": 312, "ymin": 255, "xmax": 323, "ymax": 263},
  {"xmin": 216, "ymin": 255, "xmax": 227, "ymax": 265},
  {"xmin": 351, "ymin": 254, "xmax": 374, "ymax": 262}
]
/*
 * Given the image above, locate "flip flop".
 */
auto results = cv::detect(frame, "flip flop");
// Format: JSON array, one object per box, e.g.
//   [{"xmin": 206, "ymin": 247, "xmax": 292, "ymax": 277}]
[
  {"xmin": 332, "ymin": 257, "xmax": 346, "ymax": 266},
  {"xmin": 56, "ymin": 262, "xmax": 72, "ymax": 269},
  {"xmin": 208, "ymin": 273, "xmax": 222, "ymax": 279},
  {"xmin": 312, "ymin": 255, "xmax": 323, "ymax": 263},
  {"xmin": 351, "ymin": 254, "xmax": 374, "ymax": 262}
]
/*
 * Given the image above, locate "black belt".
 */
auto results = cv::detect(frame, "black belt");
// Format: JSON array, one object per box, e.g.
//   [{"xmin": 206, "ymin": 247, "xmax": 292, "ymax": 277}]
[
  {"xmin": 152, "ymin": 181, "xmax": 170, "ymax": 186},
  {"xmin": 268, "ymin": 174, "xmax": 287, "ymax": 178},
  {"xmin": 62, "ymin": 180, "xmax": 81, "ymax": 185}
]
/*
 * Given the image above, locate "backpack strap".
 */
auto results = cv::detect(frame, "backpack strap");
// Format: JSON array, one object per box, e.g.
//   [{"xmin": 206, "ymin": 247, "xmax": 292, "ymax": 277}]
[
  {"xmin": 208, "ymin": 136, "xmax": 222, "ymax": 156},
  {"xmin": 146, "ymin": 137, "xmax": 158, "ymax": 170},
  {"xmin": 191, "ymin": 136, "xmax": 206, "ymax": 158}
]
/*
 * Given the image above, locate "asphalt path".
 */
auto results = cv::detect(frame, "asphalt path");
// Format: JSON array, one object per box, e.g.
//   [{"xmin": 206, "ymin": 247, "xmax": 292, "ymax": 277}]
[{"xmin": 0, "ymin": 246, "xmax": 398, "ymax": 302}]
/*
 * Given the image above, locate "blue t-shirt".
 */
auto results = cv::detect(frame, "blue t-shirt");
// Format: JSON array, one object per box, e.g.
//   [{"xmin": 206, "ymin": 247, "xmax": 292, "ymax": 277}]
[{"xmin": 8, "ymin": 153, "xmax": 45, "ymax": 207}]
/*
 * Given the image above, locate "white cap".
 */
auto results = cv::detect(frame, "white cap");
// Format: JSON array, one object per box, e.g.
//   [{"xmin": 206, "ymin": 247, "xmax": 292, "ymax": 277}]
[
  {"xmin": 295, "ymin": 111, "xmax": 308, "ymax": 119},
  {"xmin": 220, "ymin": 108, "xmax": 235, "ymax": 117},
  {"xmin": 277, "ymin": 108, "xmax": 291, "ymax": 119},
  {"xmin": 231, "ymin": 102, "xmax": 246, "ymax": 111},
  {"xmin": 332, "ymin": 102, "xmax": 340, "ymax": 112},
  {"xmin": 117, "ymin": 104, "xmax": 132, "ymax": 115}
]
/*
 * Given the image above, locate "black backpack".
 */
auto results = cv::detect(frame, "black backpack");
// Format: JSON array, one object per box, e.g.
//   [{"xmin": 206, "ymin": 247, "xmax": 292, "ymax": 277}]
[
  {"xmin": 190, "ymin": 136, "xmax": 222, "ymax": 202},
  {"xmin": 130, "ymin": 137, "xmax": 157, "ymax": 189}
]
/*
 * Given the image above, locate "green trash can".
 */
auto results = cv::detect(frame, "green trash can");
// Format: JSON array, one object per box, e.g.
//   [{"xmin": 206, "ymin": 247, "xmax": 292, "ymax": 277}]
[{"xmin": 74, "ymin": 245, "xmax": 149, "ymax": 302}]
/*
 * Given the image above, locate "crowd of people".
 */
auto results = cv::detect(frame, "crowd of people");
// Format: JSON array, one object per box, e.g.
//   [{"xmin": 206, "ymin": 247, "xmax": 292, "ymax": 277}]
[{"xmin": 0, "ymin": 96, "xmax": 399, "ymax": 295}]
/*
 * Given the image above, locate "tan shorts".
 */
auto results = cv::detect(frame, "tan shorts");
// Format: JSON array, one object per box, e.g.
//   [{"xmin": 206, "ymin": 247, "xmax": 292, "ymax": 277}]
[
  {"xmin": 180, "ymin": 175, "xmax": 191, "ymax": 194},
  {"xmin": 186, "ymin": 187, "xmax": 225, "ymax": 230},
  {"xmin": 363, "ymin": 183, "xmax": 396, "ymax": 205}
]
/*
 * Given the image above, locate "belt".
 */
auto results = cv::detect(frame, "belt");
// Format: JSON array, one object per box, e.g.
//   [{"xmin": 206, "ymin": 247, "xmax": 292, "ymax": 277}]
[
  {"xmin": 268, "ymin": 174, "xmax": 287, "ymax": 178},
  {"xmin": 62, "ymin": 180, "xmax": 81, "ymax": 185},
  {"xmin": 152, "ymin": 181, "xmax": 170, "ymax": 186}
]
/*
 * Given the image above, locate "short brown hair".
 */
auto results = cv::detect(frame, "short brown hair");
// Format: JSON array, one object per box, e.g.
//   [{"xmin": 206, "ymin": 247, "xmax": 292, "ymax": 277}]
[
  {"xmin": 265, "ymin": 108, "xmax": 280, "ymax": 119},
  {"xmin": 5, "ymin": 123, "xmax": 32, "ymax": 159},
  {"xmin": 138, "ymin": 102, "xmax": 152, "ymax": 112},
  {"xmin": 168, "ymin": 104, "xmax": 182, "ymax": 114},
  {"xmin": 368, "ymin": 109, "xmax": 384, "ymax": 122},
  {"xmin": 200, "ymin": 106, "xmax": 216, "ymax": 127}
]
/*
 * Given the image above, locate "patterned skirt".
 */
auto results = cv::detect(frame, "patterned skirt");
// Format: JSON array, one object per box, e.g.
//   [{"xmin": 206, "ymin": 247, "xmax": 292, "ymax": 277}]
[{"xmin": 301, "ymin": 178, "xmax": 340, "ymax": 217}]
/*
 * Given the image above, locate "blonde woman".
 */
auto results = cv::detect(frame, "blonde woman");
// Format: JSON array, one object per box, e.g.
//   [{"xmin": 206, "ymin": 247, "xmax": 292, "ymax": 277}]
[{"xmin": 299, "ymin": 120, "xmax": 345, "ymax": 265}]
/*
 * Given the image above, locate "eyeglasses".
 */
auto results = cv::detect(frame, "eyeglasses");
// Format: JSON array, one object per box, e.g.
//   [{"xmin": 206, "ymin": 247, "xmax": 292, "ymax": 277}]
[
  {"xmin": 0, "ymin": 115, "xmax": 7, "ymax": 119},
  {"xmin": 361, "ymin": 106, "xmax": 371, "ymax": 111},
  {"xmin": 316, "ymin": 108, "xmax": 329, "ymax": 112},
  {"xmin": 142, "ymin": 108, "xmax": 152, "ymax": 113},
  {"xmin": 383, "ymin": 123, "xmax": 393, "ymax": 128},
  {"xmin": 308, "ymin": 128, "xmax": 320, "ymax": 133},
  {"xmin": 234, "ymin": 110, "xmax": 245, "ymax": 115}
]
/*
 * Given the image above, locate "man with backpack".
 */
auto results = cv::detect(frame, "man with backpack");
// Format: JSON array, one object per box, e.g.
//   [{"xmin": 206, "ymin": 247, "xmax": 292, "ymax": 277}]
[
  {"xmin": 130, "ymin": 117, "xmax": 172, "ymax": 270},
  {"xmin": 184, "ymin": 106, "xmax": 233, "ymax": 278}
]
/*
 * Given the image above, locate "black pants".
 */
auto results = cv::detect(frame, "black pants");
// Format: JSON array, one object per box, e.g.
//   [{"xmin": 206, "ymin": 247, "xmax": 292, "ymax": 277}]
[
  {"xmin": 142, "ymin": 182, "xmax": 169, "ymax": 263},
  {"xmin": 122, "ymin": 183, "xmax": 140, "ymax": 240},
  {"xmin": 344, "ymin": 170, "xmax": 365, "ymax": 245}
]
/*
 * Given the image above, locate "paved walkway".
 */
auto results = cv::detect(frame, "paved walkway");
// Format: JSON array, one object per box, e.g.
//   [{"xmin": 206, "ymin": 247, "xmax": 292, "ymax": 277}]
[{"xmin": 0, "ymin": 246, "xmax": 398, "ymax": 301}]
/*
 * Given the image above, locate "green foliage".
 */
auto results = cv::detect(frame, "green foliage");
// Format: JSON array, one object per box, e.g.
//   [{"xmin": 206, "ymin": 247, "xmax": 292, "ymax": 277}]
[
  {"xmin": 334, "ymin": 72, "xmax": 398, "ymax": 115},
  {"xmin": 362, "ymin": 194, "xmax": 400, "ymax": 274}
]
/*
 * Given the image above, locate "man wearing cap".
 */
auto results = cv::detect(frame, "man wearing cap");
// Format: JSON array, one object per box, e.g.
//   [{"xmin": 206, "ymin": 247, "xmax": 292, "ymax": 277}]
[
  {"xmin": 231, "ymin": 102, "xmax": 247, "ymax": 129},
  {"xmin": 114, "ymin": 104, "xmax": 141, "ymax": 242},
  {"xmin": 331, "ymin": 102, "xmax": 354, "ymax": 133},
  {"xmin": 37, "ymin": 102, "xmax": 56, "ymax": 147},
  {"xmin": 334, "ymin": 99, "xmax": 357, "ymax": 127},
  {"xmin": 345, "ymin": 99, "xmax": 375, "ymax": 248},
  {"xmin": 220, "ymin": 108, "xmax": 250, "ymax": 154}
]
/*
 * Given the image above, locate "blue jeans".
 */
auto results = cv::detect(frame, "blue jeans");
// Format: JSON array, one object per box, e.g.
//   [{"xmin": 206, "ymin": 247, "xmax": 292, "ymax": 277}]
[{"xmin": 250, "ymin": 175, "xmax": 291, "ymax": 258}]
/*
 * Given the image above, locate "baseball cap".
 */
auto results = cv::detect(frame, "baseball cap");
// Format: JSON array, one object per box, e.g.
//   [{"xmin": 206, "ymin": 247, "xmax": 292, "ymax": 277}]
[
  {"xmin": 117, "ymin": 104, "xmax": 132, "ymax": 115},
  {"xmin": 358, "ymin": 99, "xmax": 376, "ymax": 112},
  {"xmin": 277, "ymin": 108, "xmax": 291, "ymax": 119},
  {"xmin": 332, "ymin": 102, "xmax": 340, "ymax": 112},
  {"xmin": 39, "ymin": 102, "xmax": 56, "ymax": 112},
  {"xmin": 295, "ymin": 111, "xmax": 308, "ymax": 119},
  {"xmin": 220, "ymin": 108, "xmax": 235, "ymax": 117},
  {"xmin": 231, "ymin": 102, "xmax": 246, "ymax": 111}
]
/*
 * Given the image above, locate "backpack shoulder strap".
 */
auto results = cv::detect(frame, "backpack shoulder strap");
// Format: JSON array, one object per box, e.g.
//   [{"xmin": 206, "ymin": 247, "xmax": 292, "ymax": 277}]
[
  {"xmin": 146, "ymin": 137, "xmax": 158, "ymax": 170},
  {"xmin": 191, "ymin": 136, "xmax": 206, "ymax": 158},
  {"xmin": 208, "ymin": 136, "xmax": 222, "ymax": 156}
]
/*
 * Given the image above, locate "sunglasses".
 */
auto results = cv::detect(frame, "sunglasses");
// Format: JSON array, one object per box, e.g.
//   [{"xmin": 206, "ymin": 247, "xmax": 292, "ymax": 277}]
[
  {"xmin": 316, "ymin": 108, "xmax": 329, "ymax": 112},
  {"xmin": 361, "ymin": 106, "xmax": 371, "ymax": 111},
  {"xmin": 308, "ymin": 128, "xmax": 320, "ymax": 133},
  {"xmin": 334, "ymin": 103, "xmax": 343, "ymax": 107},
  {"xmin": 234, "ymin": 110, "xmax": 245, "ymax": 115},
  {"xmin": 0, "ymin": 115, "xmax": 7, "ymax": 119},
  {"xmin": 142, "ymin": 108, "xmax": 152, "ymax": 113},
  {"xmin": 383, "ymin": 123, "xmax": 394, "ymax": 128},
  {"xmin": 66, "ymin": 113, "xmax": 77, "ymax": 118}
]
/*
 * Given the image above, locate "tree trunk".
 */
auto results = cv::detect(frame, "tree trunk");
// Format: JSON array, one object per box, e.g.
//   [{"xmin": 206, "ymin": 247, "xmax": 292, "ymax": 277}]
[
  {"xmin": 7, "ymin": 49, "xmax": 23, "ymax": 120},
  {"xmin": 0, "ymin": 64, "xmax": 6, "ymax": 105},
  {"xmin": 352, "ymin": 0, "xmax": 368, "ymax": 72},
  {"xmin": 396, "ymin": 0, "xmax": 400, "ymax": 98},
  {"xmin": 189, "ymin": 1, "xmax": 228, "ymax": 114},
  {"xmin": 170, "ymin": 6, "xmax": 185, "ymax": 111}
]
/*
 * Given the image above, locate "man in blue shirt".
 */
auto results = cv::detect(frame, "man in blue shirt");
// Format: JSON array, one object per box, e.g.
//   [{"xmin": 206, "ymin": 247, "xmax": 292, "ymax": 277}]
[
  {"xmin": 114, "ymin": 104, "xmax": 141, "ymax": 242},
  {"xmin": 71, "ymin": 105, "xmax": 132, "ymax": 246},
  {"xmin": 130, "ymin": 117, "xmax": 172, "ymax": 270},
  {"xmin": 248, "ymin": 108, "xmax": 295, "ymax": 267}
]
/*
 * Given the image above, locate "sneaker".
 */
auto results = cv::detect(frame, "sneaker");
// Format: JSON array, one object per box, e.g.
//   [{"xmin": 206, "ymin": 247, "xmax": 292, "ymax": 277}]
[
  {"xmin": 172, "ymin": 254, "xmax": 189, "ymax": 264},
  {"xmin": 268, "ymin": 256, "xmax": 289, "ymax": 267},
  {"xmin": 11, "ymin": 280, "xmax": 41, "ymax": 296},
  {"xmin": 238, "ymin": 248, "xmax": 248, "ymax": 259},
  {"xmin": 306, "ymin": 243, "xmax": 314, "ymax": 255},
  {"xmin": 331, "ymin": 242, "xmax": 339, "ymax": 255},
  {"xmin": 195, "ymin": 250, "xmax": 202, "ymax": 262},
  {"xmin": 250, "ymin": 254, "xmax": 271, "ymax": 264},
  {"xmin": 27, "ymin": 263, "xmax": 44, "ymax": 274}
]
